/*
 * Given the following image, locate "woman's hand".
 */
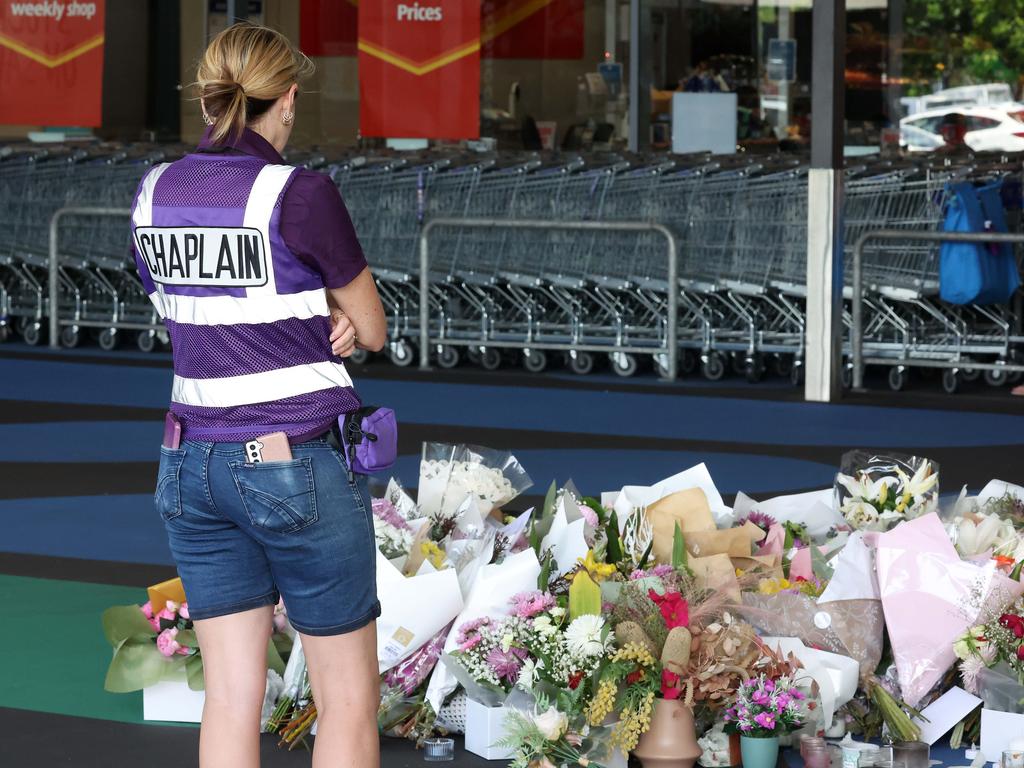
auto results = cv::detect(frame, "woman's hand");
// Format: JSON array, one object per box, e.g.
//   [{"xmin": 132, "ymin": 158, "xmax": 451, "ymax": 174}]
[{"xmin": 329, "ymin": 309, "xmax": 358, "ymax": 357}]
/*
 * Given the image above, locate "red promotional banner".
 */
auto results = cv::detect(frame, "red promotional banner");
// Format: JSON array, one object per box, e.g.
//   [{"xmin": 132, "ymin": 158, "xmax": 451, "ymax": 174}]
[
  {"xmin": 358, "ymin": 0, "xmax": 480, "ymax": 139},
  {"xmin": 299, "ymin": 1, "xmax": 583, "ymax": 63},
  {"xmin": 481, "ymin": 0, "xmax": 583, "ymax": 60},
  {"xmin": 300, "ymin": 0, "xmax": 357, "ymax": 57},
  {"xmin": 0, "ymin": 0, "xmax": 105, "ymax": 126}
]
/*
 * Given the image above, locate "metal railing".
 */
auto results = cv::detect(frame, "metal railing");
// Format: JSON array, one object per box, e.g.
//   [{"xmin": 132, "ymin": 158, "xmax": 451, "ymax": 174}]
[
  {"xmin": 48, "ymin": 206, "xmax": 133, "ymax": 348},
  {"xmin": 418, "ymin": 217, "xmax": 680, "ymax": 380},
  {"xmin": 851, "ymin": 228, "xmax": 1024, "ymax": 389}
]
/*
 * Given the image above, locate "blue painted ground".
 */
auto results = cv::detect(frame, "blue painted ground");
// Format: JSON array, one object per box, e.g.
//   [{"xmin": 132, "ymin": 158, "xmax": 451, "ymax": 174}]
[{"xmin": 3, "ymin": 357, "xmax": 1024, "ymax": 448}]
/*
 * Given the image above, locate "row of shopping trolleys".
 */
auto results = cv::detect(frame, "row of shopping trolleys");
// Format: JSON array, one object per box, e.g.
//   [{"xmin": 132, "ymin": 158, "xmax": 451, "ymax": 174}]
[{"xmin": 1, "ymin": 142, "xmax": 1022, "ymax": 392}]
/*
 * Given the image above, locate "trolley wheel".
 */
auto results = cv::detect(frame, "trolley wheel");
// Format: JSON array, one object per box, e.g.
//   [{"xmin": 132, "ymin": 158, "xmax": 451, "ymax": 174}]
[
  {"xmin": 348, "ymin": 348, "xmax": 370, "ymax": 365},
  {"xmin": 436, "ymin": 345, "xmax": 460, "ymax": 369},
  {"xmin": 15, "ymin": 317, "xmax": 29, "ymax": 335},
  {"xmin": 388, "ymin": 339, "xmax": 414, "ymax": 367},
  {"xmin": 961, "ymin": 367, "xmax": 980, "ymax": 382},
  {"xmin": 655, "ymin": 354, "xmax": 677, "ymax": 380},
  {"xmin": 701, "ymin": 352, "xmax": 726, "ymax": 381},
  {"xmin": 0, "ymin": 324, "xmax": 8, "ymax": 343},
  {"xmin": 523, "ymin": 349, "xmax": 547, "ymax": 373},
  {"xmin": 98, "ymin": 328, "xmax": 119, "ymax": 351},
  {"xmin": 479, "ymin": 347, "xmax": 502, "ymax": 371},
  {"xmin": 744, "ymin": 355, "xmax": 765, "ymax": 384},
  {"xmin": 610, "ymin": 352, "xmax": 638, "ymax": 378},
  {"xmin": 60, "ymin": 326, "xmax": 81, "ymax": 349},
  {"xmin": 789, "ymin": 362, "xmax": 804, "ymax": 387},
  {"xmin": 887, "ymin": 366, "xmax": 907, "ymax": 392},
  {"xmin": 22, "ymin": 322, "xmax": 43, "ymax": 346},
  {"xmin": 942, "ymin": 368, "xmax": 960, "ymax": 395},
  {"xmin": 730, "ymin": 352, "xmax": 747, "ymax": 376},
  {"xmin": 136, "ymin": 330, "xmax": 156, "ymax": 353},
  {"xmin": 679, "ymin": 349, "xmax": 698, "ymax": 375},
  {"xmin": 771, "ymin": 354, "xmax": 794, "ymax": 378},
  {"xmin": 841, "ymin": 364, "xmax": 853, "ymax": 389},
  {"xmin": 567, "ymin": 351, "xmax": 594, "ymax": 376},
  {"xmin": 466, "ymin": 347, "xmax": 482, "ymax": 365},
  {"xmin": 984, "ymin": 367, "xmax": 1008, "ymax": 387}
]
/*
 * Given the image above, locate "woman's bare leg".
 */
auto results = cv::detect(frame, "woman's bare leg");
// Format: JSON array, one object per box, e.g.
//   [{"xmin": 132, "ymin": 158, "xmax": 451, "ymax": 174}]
[
  {"xmin": 301, "ymin": 622, "xmax": 380, "ymax": 768},
  {"xmin": 193, "ymin": 605, "xmax": 274, "ymax": 768}
]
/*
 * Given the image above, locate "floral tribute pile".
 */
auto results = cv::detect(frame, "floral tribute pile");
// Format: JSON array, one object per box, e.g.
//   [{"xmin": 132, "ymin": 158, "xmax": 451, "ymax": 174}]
[{"xmin": 101, "ymin": 445, "xmax": 1024, "ymax": 765}]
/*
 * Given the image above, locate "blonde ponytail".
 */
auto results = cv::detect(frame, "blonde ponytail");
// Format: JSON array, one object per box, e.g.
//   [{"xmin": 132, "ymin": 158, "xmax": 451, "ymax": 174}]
[{"xmin": 196, "ymin": 22, "xmax": 313, "ymax": 144}]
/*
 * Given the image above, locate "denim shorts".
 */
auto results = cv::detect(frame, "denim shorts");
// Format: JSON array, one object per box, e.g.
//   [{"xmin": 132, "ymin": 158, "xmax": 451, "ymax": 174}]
[{"xmin": 154, "ymin": 435, "xmax": 380, "ymax": 635}]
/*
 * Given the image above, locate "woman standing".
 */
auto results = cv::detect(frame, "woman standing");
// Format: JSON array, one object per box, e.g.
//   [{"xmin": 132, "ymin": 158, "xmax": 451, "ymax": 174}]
[{"xmin": 131, "ymin": 22, "xmax": 386, "ymax": 768}]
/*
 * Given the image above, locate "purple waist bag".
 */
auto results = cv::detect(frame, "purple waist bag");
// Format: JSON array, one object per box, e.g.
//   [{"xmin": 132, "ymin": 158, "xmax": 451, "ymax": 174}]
[{"xmin": 338, "ymin": 406, "xmax": 397, "ymax": 476}]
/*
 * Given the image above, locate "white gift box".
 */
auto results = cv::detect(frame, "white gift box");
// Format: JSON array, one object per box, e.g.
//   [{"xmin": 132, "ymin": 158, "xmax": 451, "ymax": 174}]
[
  {"xmin": 143, "ymin": 679, "xmax": 205, "ymax": 723},
  {"xmin": 464, "ymin": 699, "xmax": 514, "ymax": 761}
]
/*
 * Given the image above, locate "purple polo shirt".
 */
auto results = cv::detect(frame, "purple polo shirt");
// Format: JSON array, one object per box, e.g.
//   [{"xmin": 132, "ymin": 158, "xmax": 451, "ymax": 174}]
[{"xmin": 197, "ymin": 128, "xmax": 368, "ymax": 289}]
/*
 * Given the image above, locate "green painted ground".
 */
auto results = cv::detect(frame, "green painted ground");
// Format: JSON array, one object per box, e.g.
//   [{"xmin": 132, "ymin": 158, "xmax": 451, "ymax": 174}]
[{"xmin": 1, "ymin": 574, "xmax": 193, "ymax": 726}]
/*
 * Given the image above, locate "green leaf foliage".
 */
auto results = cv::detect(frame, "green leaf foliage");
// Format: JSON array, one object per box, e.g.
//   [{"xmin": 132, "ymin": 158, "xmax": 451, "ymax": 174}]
[{"xmin": 102, "ymin": 605, "xmax": 154, "ymax": 647}]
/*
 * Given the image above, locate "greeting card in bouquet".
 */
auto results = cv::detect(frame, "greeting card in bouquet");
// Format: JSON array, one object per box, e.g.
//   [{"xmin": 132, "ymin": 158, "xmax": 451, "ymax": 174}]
[
  {"xmin": 418, "ymin": 444, "xmax": 532, "ymax": 520},
  {"xmin": 876, "ymin": 514, "xmax": 1024, "ymax": 708}
]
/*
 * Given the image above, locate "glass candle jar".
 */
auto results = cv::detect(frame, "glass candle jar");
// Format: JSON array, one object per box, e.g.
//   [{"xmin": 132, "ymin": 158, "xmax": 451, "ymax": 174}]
[
  {"xmin": 801, "ymin": 735, "xmax": 827, "ymax": 762},
  {"xmin": 805, "ymin": 744, "xmax": 832, "ymax": 768},
  {"xmin": 891, "ymin": 741, "xmax": 929, "ymax": 768},
  {"xmin": 423, "ymin": 737, "xmax": 454, "ymax": 762}
]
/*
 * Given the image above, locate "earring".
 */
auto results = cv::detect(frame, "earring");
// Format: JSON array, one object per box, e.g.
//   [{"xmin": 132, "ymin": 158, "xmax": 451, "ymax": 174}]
[
  {"xmin": 202, "ymin": 112, "xmax": 214, "ymax": 126},
  {"xmin": 282, "ymin": 110, "xmax": 294, "ymax": 126}
]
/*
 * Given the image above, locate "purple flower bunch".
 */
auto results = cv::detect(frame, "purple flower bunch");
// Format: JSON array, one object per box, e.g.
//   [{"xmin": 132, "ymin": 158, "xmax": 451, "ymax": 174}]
[
  {"xmin": 723, "ymin": 674, "xmax": 806, "ymax": 737},
  {"xmin": 372, "ymin": 497, "xmax": 411, "ymax": 531},
  {"xmin": 509, "ymin": 590, "xmax": 555, "ymax": 618},
  {"xmin": 735, "ymin": 510, "xmax": 778, "ymax": 537},
  {"xmin": 629, "ymin": 563, "xmax": 675, "ymax": 581}
]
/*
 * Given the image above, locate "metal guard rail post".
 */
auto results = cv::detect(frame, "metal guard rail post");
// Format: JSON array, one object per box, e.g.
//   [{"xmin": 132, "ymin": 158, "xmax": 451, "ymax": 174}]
[
  {"xmin": 852, "ymin": 229, "xmax": 1024, "ymax": 390},
  {"xmin": 48, "ymin": 206, "xmax": 132, "ymax": 349},
  {"xmin": 418, "ymin": 218, "xmax": 679, "ymax": 380}
]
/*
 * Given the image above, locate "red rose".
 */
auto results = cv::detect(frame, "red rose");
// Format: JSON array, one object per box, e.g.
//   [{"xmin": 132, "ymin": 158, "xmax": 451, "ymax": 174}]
[
  {"xmin": 1017, "ymin": 646, "xmax": 1024, "ymax": 662},
  {"xmin": 661, "ymin": 669, "xmax": 682, "ymax": 700},
  {"xmin": 568, "ymin": 671, "xmax": 584, "ymax": 690},
  {"xmin": 1000, "ymin": 614, "xmax": 1024, "ymax": 639},
  {"xmin": 626, "ymin": 669, "xmax": 645, "ymax": 686}
]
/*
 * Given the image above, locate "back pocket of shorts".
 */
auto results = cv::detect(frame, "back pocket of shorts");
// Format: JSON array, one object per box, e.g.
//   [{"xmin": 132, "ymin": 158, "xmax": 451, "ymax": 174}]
[
  {"xmin": 155, "ymin": 446, "xmax": 187, "ymax": 522},
  {"xmin": 228, "ymin": 458, "xmax": 318, "ymax": 534}
]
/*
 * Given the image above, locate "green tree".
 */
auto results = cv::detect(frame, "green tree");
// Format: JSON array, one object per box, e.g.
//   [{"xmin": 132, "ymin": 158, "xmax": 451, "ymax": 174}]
[{"xmin": 902, "ymin": 0, "xmax": 1024, "ymax": 94}]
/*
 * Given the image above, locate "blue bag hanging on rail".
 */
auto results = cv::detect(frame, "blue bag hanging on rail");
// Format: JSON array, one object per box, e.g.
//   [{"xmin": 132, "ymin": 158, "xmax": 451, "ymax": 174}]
[{"xmin": 939, "ymin": 181, "xmax": 1020, "ymax": 305}]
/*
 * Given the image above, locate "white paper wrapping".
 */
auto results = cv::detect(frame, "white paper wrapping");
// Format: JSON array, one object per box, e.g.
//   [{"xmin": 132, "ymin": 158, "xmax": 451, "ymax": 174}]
[
  {"xmin": 377, "ymin": 551, "xmax": 465, "ymax": 674},
  {"xmin": 760, "ymin": 636, "xmax": 859, "ymax": 727},
  {"xmin": 425, "ymin": 548, "xmax": 542, "ymax": 713},
  {"xmin": 611, "ymin": 463, "xmax": 731, "ymax": 528},
  {"xmin": 733, "ymin": 488, "xmax": 845, "ymax": 541}
]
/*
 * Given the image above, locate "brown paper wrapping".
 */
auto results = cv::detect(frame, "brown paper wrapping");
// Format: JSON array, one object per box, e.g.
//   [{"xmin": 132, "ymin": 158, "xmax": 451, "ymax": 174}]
[{"xmin": 147, "ymin": 576, "xmax": 187, "ymax": 611}]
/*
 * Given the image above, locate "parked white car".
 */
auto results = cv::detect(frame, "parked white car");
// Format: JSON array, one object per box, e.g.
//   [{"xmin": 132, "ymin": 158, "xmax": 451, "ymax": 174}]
[{"xmin": 900, "ymin": 104, "xmax": 1024, "ymax": 153}]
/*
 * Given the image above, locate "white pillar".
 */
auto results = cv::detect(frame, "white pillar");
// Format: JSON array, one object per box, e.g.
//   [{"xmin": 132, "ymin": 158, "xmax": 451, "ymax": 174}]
[{"xmin": 805, "ymin": 168, "xmax": 844, "ymax": 402}]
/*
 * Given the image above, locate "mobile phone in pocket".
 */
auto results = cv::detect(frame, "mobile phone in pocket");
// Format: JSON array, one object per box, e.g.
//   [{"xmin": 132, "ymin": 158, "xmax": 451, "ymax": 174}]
[{"xmin": 244, "ymin": 432, "xmax": 293, "ymax": 463}]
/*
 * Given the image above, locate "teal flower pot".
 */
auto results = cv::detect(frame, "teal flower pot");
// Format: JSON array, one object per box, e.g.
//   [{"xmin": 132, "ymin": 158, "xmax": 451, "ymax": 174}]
[{"xmin": 740, "ymin": 735, "xmax": 779, "ymax": 768}]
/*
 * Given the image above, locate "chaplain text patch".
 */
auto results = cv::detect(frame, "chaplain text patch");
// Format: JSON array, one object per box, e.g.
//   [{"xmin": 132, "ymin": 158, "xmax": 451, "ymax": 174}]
[{"xmin": 134, "ymin": 226, "xmax": 269, "ymax": 287}]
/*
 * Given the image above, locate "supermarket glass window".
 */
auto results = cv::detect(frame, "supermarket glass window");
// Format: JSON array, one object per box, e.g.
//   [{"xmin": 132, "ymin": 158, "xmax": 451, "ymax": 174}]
[
  {"xmin": 871, "ymin": 2, "xmax": 1024, "ymax": 156},
  {"xmin": 641, "ymin": 1, "xmax": 812, "ymax": 155}
]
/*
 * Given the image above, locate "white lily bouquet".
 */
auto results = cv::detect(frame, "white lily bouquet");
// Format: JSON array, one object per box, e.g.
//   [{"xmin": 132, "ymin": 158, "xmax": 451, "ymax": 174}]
[
  {"xmin": 947, "ymin": 480, "xmax": 1024, "ymax": 565},
  {"xmin": 834, "ymin": 451, "xmax": 939, "ymax": 532}
]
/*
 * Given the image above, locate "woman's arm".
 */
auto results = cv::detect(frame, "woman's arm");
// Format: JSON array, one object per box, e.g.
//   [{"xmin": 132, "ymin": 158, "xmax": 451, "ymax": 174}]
[{"xmin": 327, "ymin": 267, "xmax": 386, "ymax": 354}]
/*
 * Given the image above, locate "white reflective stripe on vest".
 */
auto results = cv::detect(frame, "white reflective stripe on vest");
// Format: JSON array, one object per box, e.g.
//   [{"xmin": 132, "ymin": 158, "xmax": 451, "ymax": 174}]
[
  {"xmin": 132, "ymin": 163, "xmax": 172, "ymax": 318},
  {"xmin": 158, "ymin": 288, "xmax": 330, "ymax": 326},
  {"xmin": 172, "ymin": 361, "xmax": 354, "ymax": 409},
  {"xmin": 243, "ymin": 164, "xmax": 295, "ymax": 298}
]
